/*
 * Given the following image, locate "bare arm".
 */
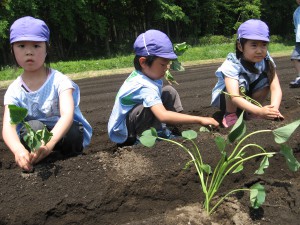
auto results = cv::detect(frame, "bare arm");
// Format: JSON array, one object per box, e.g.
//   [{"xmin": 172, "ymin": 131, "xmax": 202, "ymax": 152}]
[
  {"xmin": 150, "ymin": 103, "xmax": 219, "ymax": 127},
  {"xmin": 224, "ymin": 76, "xmax": 283, "ymax": 120},
  {"xmin": 2, "ymin": 105, "xmax": 33, "ymax": 171}
]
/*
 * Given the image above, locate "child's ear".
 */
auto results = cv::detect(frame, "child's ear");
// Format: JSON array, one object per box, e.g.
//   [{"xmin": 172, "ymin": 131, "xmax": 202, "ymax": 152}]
[
  {"xmin": 139, "ymin": 57, "xmax": 147, "ymax": 68},
  {"xmin": 237, "ymin": 42, "xmax": 243, "ymax": 52}
]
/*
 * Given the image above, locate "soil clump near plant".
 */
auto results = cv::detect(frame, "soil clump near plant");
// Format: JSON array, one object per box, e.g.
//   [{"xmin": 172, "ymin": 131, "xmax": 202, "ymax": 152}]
[{"xmin": 0, "ymin": 56, "xmax": 299, "ymax": 225}]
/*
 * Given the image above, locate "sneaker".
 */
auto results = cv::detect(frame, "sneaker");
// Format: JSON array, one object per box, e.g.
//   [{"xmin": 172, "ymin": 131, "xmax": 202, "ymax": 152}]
[
  {"xmin": 289, "ymin": 77, "xmax": 300, "ymax": 88},
  {"xmin": 222, "ymin": 113, "xmax": 238, "ymax": 128}
]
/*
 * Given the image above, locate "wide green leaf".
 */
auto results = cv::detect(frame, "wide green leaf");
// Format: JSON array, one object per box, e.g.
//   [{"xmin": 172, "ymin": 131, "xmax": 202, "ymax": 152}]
[
  {"xmin": 182, "ymin": 130, "xmax": 197, "ymax": 140},
  {"xmin": 250, "ymin": 183, "xmax": 265, "ymax": 209},
  {"xmin": 280, "ymin": 144, "xmax": 300, "ymax": 172},
  {"xmin": 200, "ymin": 164, "xmax": 212, "ymax": 174},
  {"xmin": 139, "ymin": 135, "xmax": 157, "ymax": 147},
  {"xmin": 8, "ymin": 104, "xmax": 28, "ymax": 124},
  {"xmin": 272, "ymin": 119, "xmax": 300, "ymax": 144},
  {"xmin": 228, "ymin": 111, "xmax": 246, "ymax": 143}
]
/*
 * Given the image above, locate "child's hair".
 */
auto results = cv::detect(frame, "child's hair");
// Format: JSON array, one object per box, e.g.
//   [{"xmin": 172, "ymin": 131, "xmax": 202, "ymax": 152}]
[
  {"xmin": 236, "ymin": 19, "xmax": 275, "ymax": 83},
  {"xmin": 133, "ymin": 55, "xmax": 158, "ymax": 71}
]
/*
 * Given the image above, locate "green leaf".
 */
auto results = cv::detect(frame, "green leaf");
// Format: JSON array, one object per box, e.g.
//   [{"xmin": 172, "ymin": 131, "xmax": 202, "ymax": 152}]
[
  {"xmin": 182, "ymin": 130, "xmax": 197, "ymax": 140},
  {"xmin": 228, "ymin": 111, "xmax": 246, "ymax": 143},
  {"xmin": 170, "ymin": 60, "xmax": 185, "ymax": 71},
  {"xmin": 8, "ymin": 105, "xmax": 28, "ymax": 124},
  {"xmin": 280, "ymin": 144, "xmax": 300, "ymax": 172},
  {"xmin": 272, "ymin": 119, "xmax": 300, "ymax": 144},
  {"xmin": 214, "ymin": 136, "xmax": 227, "ymax": 153},
  {"xmin": 36, "ymin": 126, "xmax": 53, "ymax": 145},
  {"xmin": 250, "ymin": 183, "xmax": 266, "ymax": 209},
  {"xmin": 140, "ymin": 128, "xmax": 158, "ymax": 147},
  {"xmin": 200, "ymin": 164, "xmax": 212, "ymax": 174},
  {"xmin": 199, "ymin": 126, "xmax": 210, "ymax": 132},
  {"xmin": 255, "ymin": 156, "xmax": 271, "ymax": 175},
  {"xmin": 173, "ymin": 42, "xmax": 189, "ymax": 56},
  {"xmin": 232, "ymin": 163, "xmax": 244, "ymax": 173},
  {"xmin": 139, "ymin": 135, "xmax": 157, "ymax": 147},
  {"xmin": 165, "ymin": 70, "xmax": 179, "ymax": 85}
]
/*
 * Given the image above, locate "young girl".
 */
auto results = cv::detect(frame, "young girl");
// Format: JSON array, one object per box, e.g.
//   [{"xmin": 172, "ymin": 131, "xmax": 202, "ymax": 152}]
[
  {"xmin": 108, "ymin": 29, "xmax": 219, "ymax": 146},
  {"xmin": 2, "ymin": 16, "xmax": 92, "ymax": 171},
  {"xmin": 211, "ymin": 19, "xmax": 284, "ymax": 128}
]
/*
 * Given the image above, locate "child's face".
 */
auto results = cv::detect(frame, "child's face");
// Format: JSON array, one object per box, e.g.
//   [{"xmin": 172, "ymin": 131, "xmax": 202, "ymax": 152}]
[
  {"xmin": 141, "ymin": 57, "xmax": 170, "ymax": 80},
  {"xmin": 12, "ymin": 41, "xmax": 47, "ymax": 72},
  {"xmin": 238, "ymin": 40, "xmax": 268, "ymax": 63}
]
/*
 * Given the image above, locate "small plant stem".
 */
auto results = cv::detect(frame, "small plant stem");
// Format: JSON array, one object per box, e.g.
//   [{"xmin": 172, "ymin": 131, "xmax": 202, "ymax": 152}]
[
  {"xmin": 208, "ymin": 188, "xmax": 250, "ymax": 215},
  {"xmin": 228, "ymin": 130, "xmax": 271, "ymax": 161},
  {"xmin": 158, "ymin": 137, "xmax": 209, "ymax": 205}
]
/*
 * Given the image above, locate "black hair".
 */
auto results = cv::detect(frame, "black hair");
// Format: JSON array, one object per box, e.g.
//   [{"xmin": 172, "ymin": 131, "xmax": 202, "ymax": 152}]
[
  {"xmin": 236, "ymin": 38, "xmax": 275, "ymax": 83},
  {"xmin": 11, "ymin": 42, "xmax": 51, "ymax": 70},
  {"xmin": 133, "ymin": 55, "xmax": 158, "ymax": 71}
]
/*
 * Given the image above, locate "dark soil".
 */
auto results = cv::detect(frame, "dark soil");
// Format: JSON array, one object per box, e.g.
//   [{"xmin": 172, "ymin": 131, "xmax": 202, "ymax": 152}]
[{"xmin": 0, "ymin": 56, "xmax": 299, "ymax": 225}]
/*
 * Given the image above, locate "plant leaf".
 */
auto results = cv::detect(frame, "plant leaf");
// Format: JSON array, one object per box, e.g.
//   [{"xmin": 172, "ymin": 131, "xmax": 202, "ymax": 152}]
[
  {"xmin": 182, "ymin": 130, "xmax": 197, "ymax": 140},
  {"xmin": 170, "ymin": 60, "xmax": 185, "ymax": 71},
  {"xmin": 250, "ymin": 183, "xmax": 266, "ymax": 209},
  {"xmin": 272, "ymin": 119, "xmax": 300, "ymax": 144},
  {"xmin": 280, "ymin": 144, "xmax": 300, "ymax": 172},
  {"xmin": 255, "ymin": 156, "xmax": 272, "ymax": 175},
  {"xmin": 8, "ymin": 104, "xmax": 28, "ymax": 124},
  {"xmin": 232, "ymin": 163, "xmax": 244, "ymax": 173},
  {"xmin": 200, "ymin": 164, "xmax": 212, "ymax": 174},
  {"xmin": 139, "ymin": 135, "xmax": 157, "ymax": 147},
  {"xmin": 214, "ymin": 136, "xmax": 226, "ymax": 153},
  {"xmin": 165, "ymin": 70, "xmax": 179, "ymax": 85},
  {"xmin": 173, "ymin": 42, "xmax": 189, "ymax": 56},
  {"xmin": 228, "ymin": 111, "xmax": 246, "ymax": 143},
  {"xmin": 199, "ymin": 126, "xmax": 210, "ymax": 132}
]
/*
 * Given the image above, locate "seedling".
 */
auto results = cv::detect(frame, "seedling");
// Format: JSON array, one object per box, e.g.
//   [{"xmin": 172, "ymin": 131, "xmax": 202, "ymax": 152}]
[
  {"xmin": 165, "ymin": 42, "xmax": 190, "ymax": 85},
  {"xmin": 221, "ymin": 86, "xmax": 262, "ymax": 108},
  {"xmin": 140, "ymin": 112, "xmax": 300, "ymax": 215},
  {"xmin": 8, "ymin": 104, "xmax": 52, "ymax": 152}
]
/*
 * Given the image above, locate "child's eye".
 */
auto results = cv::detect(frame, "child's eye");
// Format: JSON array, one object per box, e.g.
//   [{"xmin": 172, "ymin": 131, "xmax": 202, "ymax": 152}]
[{"xmin": 34, "ymin": 44, "xmax": 41, "ymax": 48}]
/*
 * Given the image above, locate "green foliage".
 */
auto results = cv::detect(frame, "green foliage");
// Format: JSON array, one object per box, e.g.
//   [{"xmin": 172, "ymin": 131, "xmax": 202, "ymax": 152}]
[
  {"xmin": 165, "ymin": 42, "xmax": 190, "ymax": 85},
  {"xmin": 140, "ymin": 113, "xmax": 300, "ymax": 215},
  {"xmin": 8, "ymin": 105, "xmax": 53, "ymax": 152},
  {"xmin": 199, "ymin": 35, "xmax": 233, "ymax": 46}
]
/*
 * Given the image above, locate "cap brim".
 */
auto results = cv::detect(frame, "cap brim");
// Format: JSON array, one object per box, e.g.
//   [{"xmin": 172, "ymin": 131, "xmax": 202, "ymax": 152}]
[
  {"xmin": 240, "ymin": 35, "xmax": 269, "ymax": 42},
  {"xmin": 11, "ymin": 36, "xmax": 48, "ymax": 43},
  {"xmin": 156, "ymin": 52, "xmax": 178, "ymax": 60}
]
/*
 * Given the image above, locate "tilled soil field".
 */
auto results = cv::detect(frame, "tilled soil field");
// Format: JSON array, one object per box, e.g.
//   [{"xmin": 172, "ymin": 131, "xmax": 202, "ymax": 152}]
[{"xmin": 0, "ymin": 56, "xmax": 299, "ymax": 225}]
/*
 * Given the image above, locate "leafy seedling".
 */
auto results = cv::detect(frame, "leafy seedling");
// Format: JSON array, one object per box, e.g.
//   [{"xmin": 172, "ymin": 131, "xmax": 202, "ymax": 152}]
[
  {"xmin": 8, "ymin": 104, "xmax": 52, "ymax": 152},
  {"xmin": 165, "ymin": 42, "xmax": 190, "ymax": 85},
  {"xmin": 140, "ymin": 111, "xmax": 300, "ymax": 215}
]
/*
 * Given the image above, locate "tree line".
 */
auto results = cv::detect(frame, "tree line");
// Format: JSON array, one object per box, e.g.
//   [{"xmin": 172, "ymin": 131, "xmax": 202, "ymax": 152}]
[{"xmin": 0, "ymin": 0, "xmax": 296, "ymax": 66}]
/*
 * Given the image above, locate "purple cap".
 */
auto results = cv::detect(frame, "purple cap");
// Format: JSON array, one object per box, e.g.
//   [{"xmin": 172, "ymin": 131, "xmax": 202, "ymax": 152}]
[
  {"xmin": 237, "ymin": 19, "xmax": 269, "ymax": 42},
  {"xmin": 10, "ymin": 16, "xmax": 50, "ymax": 44},
  {"xmin": 134, "ymin": 29, "xmax": 177, "ymax": 59}
]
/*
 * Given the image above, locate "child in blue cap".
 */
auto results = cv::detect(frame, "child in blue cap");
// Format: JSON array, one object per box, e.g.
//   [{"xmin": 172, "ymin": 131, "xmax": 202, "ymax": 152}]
[
  {"xmin": 2, "ymin": 16, "xmax": 92, "ymax": 171},
  {"xmin": 211, "ymin": 19, "xmax": 284, "ymax": 128},
  {"xmin": 108, "ymin": 29, "xmax": 219, "ymax": 146}
]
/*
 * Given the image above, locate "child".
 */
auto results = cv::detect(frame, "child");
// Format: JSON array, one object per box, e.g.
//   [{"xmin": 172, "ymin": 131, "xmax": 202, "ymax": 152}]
[
  {"xmin": 108, "ymin": 29, "xmax": 219, "ymax": 146},
  {"xmin": 211, "ymin": 19, "xmax": 284, "ymax": 128},
  {"xmin": 290, "ymin": 0, "xmax": 300, "ymax": 88},
  {"xmin": 2, "ymin": 16, "xmax": 92, "ymax": 171}
]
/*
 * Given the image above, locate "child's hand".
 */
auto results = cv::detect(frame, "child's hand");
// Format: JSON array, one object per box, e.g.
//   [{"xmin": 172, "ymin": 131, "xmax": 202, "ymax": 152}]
[
  {"xmin": 260, "ymin": 105, "xmax": 284, "ymax": 120},
  {"xmin": 30, "ymin": 145, "xmax": 52, "ymax": 165},
  {"xmin": 15, "ymin": 149, "xmax": 33, "ymax": 171},
  {"xmin": 200, "ymin": 117, "xmax": 219, "ymax": 128}
]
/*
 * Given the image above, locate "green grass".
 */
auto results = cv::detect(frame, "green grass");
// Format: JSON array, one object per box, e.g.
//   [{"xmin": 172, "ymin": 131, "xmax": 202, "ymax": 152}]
[{"xmin": 0, "ymin": 42, "xmax": 293, "ymax": 83}]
